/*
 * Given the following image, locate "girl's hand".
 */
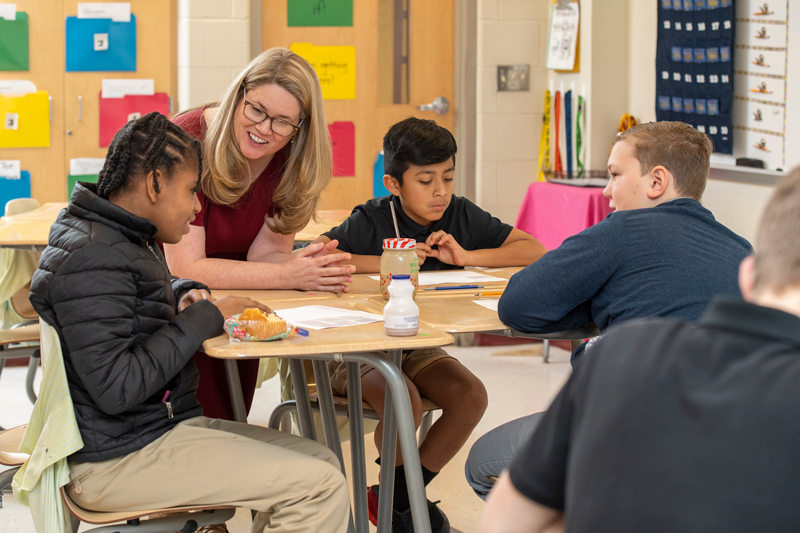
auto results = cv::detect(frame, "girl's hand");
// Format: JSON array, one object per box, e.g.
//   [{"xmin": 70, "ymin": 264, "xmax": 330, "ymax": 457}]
[
  {"xmin": 212, "ymin": 296, "xmax": 272, "ymax": 318},
  {"xmin": 282, "ymin": 240, "xmax": 356, "ymax": 291},
  {"xmin": 178, "ymin": 289, "xmax": 215, "ymax": 312},
  {"xmin": 426, "ymin": 231, "xmax": 470, "ymax": 266}
]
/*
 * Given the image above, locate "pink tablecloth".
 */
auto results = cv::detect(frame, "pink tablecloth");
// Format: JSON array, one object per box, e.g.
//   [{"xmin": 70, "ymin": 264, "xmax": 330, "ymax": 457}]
[{"xmin": 515, "ymin": 182, "xmax": 614, "ymax": 251}]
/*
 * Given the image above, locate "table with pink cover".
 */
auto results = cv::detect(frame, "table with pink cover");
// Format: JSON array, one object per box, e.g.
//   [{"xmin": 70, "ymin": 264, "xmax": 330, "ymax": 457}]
[{"xmin": 515, "ymin": 182, "xmax": 614, "ymax": 250}]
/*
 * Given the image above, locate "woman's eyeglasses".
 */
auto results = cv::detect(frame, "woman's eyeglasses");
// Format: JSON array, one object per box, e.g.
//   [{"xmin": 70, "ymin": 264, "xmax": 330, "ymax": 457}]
[{"xmin": 242, "ymin": 88, "xmax": 303, "ymax": 137}]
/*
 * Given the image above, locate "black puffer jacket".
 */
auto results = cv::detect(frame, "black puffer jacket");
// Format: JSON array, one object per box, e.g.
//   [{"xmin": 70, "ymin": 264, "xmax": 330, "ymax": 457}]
[{"xmin": 30, "ymin": 183, "xmax": 224, "ymax": 463}]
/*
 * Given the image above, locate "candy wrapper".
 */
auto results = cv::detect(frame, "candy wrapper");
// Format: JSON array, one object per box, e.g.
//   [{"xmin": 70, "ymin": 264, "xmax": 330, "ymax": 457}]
[{"xmin": 224, "ymin": 312, "xmax": 299, "ymax": 342}]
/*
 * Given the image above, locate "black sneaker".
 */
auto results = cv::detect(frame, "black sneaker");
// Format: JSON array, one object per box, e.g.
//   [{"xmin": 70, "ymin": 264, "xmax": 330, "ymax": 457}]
[{"xmin": 391, "ymin": 499, "xmax": 450, "ymax": 533}]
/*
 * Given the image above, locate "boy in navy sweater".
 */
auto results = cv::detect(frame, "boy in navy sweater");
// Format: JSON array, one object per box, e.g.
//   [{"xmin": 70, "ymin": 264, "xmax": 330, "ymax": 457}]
[{"xmin": 467, "ymin": 121, "xmax": 752, "ymax": 500}]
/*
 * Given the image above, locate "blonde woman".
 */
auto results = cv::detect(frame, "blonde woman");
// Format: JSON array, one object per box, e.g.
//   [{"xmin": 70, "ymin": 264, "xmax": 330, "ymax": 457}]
[{"xmin": 167, "ymin": 48, "xmax": 355, "ymax": 420}]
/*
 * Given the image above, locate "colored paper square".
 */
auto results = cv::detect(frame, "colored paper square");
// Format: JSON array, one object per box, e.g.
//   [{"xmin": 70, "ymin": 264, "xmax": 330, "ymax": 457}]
[
  {"xmin": 0, "ymin": 12, "xmax": 29, "ymax": 71},
  {"xmin": 288, "ymin": 0, "xmax": 353, "ymax": 27},
  {"xmin": 290, "ymin": 43, "xmax": 356, "ymax": 100},
  {"xmin": 68, "ymin": 174, "xmax": 99, "ymax": 200},
  {"xmin": 328, "ymin": 121, "xmax": 355, "ymax": 177},
  {"xmin": 0, "ymin": 91, "xmax": 50, "ymax": 148},
  {"xmin": 0, "ymin": 171, "xmax": 31, "ymax": 216},
  {"xmin": 99, "ymin": 93, "xmax": 169, "ymax": 147},
  {"xmin": 66, "ymin": 15, "xmax": 136, "ymax": 72}
]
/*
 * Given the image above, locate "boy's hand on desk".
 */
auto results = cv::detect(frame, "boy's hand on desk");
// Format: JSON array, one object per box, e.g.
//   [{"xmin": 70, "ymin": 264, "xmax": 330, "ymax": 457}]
[
  {"xmin": 212, "ymin": 296, "xmax": 272, "ymax": 318},
  {"xmin": 178, "ymin": 289, "xmax": 215, "ymax": 312},
  {"xmin": 426, "ymin": 231, "xmax": 470, "ymax": 266},
  {"xmin": 283, "ymin": 240, "xmax": 356, "ymax": 292}
]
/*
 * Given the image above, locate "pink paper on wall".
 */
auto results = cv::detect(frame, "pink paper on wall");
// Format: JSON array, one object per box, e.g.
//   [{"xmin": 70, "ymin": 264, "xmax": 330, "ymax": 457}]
[
  {"xmin": 99, "ymin": 93, "xmax": 170, "ymax": 147},
  {"xmin": 329, "ymin": 121, "xmax": 355, "ymax": 176}
]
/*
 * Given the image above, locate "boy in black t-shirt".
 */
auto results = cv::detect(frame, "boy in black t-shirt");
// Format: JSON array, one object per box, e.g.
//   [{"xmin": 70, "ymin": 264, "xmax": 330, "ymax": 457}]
[
  {"xmin": 316, "ymin": 118, "xmax": 545, "ymax": 532},
  {"xmin": 318, "ymin": 117, "xmax": 545, "ymax": 272}
]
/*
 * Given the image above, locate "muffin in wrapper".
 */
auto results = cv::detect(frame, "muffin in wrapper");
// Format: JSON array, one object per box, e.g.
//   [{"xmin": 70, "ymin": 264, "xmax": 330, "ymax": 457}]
[{"xmin": 224, "ymin": 308, "xmax": 296, "ymax": 341}]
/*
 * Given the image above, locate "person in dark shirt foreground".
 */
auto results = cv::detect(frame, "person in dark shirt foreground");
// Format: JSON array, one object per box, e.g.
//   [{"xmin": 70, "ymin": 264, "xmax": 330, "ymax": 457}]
[{"xmin": 480, "ymin": 170, "xmax": 800, "ymax": 533}]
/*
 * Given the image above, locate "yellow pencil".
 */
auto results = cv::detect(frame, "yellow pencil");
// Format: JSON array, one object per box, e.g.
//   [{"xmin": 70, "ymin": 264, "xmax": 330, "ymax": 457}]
[{"xmin": 475, "ymin": 291, "xmax": 504, "ymax": 296}]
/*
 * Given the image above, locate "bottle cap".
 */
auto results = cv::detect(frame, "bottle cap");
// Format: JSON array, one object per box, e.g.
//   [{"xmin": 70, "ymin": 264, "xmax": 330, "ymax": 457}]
[
  {"xmin": 392, "ymin": 274, "xmax": 411, "ymax": 280},
  {"xmin": 383, "ymin": 238, "xmax": 416, "ymax": 249}
]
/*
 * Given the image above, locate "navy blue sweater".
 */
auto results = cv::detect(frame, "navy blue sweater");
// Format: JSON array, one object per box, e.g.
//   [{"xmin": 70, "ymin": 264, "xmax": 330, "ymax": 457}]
[{"xmin": 498, "ymin": 198, "xmax": 752, "ymax": 334}]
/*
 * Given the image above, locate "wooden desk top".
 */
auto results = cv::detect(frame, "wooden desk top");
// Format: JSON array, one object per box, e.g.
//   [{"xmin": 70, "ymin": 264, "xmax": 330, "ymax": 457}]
[
  {"xmin": 338, "ymin": 267, "xmax": 522, "ymax": 298},
  {"xmin": 211, "ymin": 289, "xmax": 336, "ymax": 303},
  {"xmin": 0, "ymin": 203, "xmax": 66, "ymax": 247},
  {"xmin": 366, "ymin": 295, "xmax": 507, "ymax": 334},
  {"xmin": 294, "ymin": 209, "xmax": 351, "ymax": 242},
  {"xmin": 202, "ymin": 298, "xmax": 454, "ymax": 358}
]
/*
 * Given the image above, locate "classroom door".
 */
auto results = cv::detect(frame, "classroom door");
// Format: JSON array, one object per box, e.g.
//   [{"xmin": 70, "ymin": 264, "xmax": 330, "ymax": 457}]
[{"xmin": 262, "ymin": 0, "xmax": 455, "ymax": 211}]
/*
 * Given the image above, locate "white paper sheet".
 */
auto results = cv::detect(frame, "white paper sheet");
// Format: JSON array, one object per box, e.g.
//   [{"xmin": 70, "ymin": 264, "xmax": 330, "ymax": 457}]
[
  {"xmin": 368, "ymin": 271, "xmax": 505, "ymax": 286},
  {"xmin": 0, "ymin": 4, "xmax": 16, "ymax": 21},
  {"xmin": 546, "ymin": 2, "xmax": 580, "ymax": 70},
  {"xmin": 274, "ymin": 305, "xmax": 383, "ymax": 331},
  {"xmin": 101, "ymin": 79, "xmax": 154, "ymax": 98},
  {"xmin": 77, "ymin": 2, "xmax": 131, "ymax": 22},
  {"xmin": 472, "ymin": 300, "xmax": 499, "ymax": 312},
  {"xmin": 69, "ymin": 158, "xmax": 105, "ymax": 176},
  {"xmin": 0, "ymin": 160, "xmax": 21, "ymax": 180}
]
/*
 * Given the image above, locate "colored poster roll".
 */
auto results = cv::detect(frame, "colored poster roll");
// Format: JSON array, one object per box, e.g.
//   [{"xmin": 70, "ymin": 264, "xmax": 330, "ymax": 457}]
[
  {"xmin": 565, "ymin": 90, "xmax": 573, "ymax": 177},
  {"xmin": 537, "ymin": 90, "xmax": 551, "ymax": 181},
  {"xmin": 553, "ymin": 91, "xmax": 563, "ymax": 174},
  {"xmin": 576, "ymin": 95, "xmax": 585, "ymax": 178}
]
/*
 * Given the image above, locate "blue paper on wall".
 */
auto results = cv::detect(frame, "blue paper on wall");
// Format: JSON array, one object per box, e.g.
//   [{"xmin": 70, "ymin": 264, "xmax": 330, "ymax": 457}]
[
  {"xmin": 66, "ymin": 15, "xmax": 136, "ymax": 72},
  {"xmin": 0, "ymin": 171, "xmax": 31, "ymax": 216}
]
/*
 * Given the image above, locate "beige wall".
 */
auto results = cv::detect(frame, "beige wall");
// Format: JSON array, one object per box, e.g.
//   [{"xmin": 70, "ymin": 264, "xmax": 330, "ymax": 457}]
[
  {"xmin": 177, "ymin": 0, "xmax": 251, "ymax": 112},
  {"xmin": 475, "ymin": 0, "xmax": 551, "ymax": 225}
]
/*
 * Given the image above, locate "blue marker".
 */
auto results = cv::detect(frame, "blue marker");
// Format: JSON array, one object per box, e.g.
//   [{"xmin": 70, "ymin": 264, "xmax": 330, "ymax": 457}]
[{"xmin": 423, "ymin": 285, "xmax": 484, "ymax": 291}]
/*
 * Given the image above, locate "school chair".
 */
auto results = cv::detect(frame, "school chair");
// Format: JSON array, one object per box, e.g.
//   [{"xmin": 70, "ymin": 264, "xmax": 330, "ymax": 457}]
[
  {"xmin": 269, "ymin": 380, "xmax": 440, "ymax": 446},
  {"xmin": 0, "ymin": 324, "xmax": 40, "ymax": 430},
  {"xmin": 9, "ymin": 319, "xmax": 238, "ymax": 533},
  {"xmin": 0, "ymin": 424, "xmax": 27, "ymax": 508}
]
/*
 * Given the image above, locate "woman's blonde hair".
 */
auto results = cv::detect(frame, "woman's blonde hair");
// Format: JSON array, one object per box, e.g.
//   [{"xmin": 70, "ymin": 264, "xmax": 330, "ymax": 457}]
[{"xmin": 201, "ymin": 47, "xmax": 331, "ymax": 235}]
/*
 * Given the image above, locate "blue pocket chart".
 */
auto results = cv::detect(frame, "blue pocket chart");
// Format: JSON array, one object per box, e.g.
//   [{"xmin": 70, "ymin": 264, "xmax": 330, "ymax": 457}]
[
  {"xmin": 66, "ymin": 15, "xmax": 136, "ymax": 72},
  {"xmin": 0, "ymin": 171, "xmax": 31, "ymax": 216}
]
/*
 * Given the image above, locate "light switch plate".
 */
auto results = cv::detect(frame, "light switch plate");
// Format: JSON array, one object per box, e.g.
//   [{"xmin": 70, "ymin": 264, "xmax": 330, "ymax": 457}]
[{"xmin": 497, "ymin": 65, "xmax": 530, "ymax": 91}]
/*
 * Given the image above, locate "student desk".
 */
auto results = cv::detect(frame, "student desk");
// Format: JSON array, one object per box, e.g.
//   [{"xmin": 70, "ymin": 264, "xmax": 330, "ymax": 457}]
[
  {"xmin": 0, "ymin": 202, "xmax": 66, "ymax": 251},
  {"xmin": 294, "ymin": 209, "xmax": 351, "ymax": 242},
  {"xmin": 339, "ymin": 267, "xmax": 523, "ymax": 298},
  {"xmin": 203, "ymin": 298, "xmax": 453, "ymax": 533}
]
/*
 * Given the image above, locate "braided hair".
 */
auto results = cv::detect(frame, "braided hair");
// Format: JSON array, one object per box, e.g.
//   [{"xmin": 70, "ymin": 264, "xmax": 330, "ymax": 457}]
[{"xmin": 97, "ymin": 112, "xmax": 202, "ymax": 199}]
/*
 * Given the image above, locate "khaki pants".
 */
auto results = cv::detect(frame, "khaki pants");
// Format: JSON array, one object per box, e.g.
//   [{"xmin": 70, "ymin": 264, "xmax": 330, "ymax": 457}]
[{"xmin": 66, "ymin": 417, "xmax": 350, "ymax": 533}]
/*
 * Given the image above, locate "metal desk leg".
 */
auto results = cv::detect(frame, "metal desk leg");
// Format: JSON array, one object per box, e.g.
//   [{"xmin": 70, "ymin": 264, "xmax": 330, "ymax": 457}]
[
  {"xmin": 311, "ymin": 360, "xmax": 356, "ymax": 533},
  {"xmin": 355, "ymin": 351, "xmax": 430, "ymax": 533},
  {"xmin": 542, "ymin": 339, "xmax": 550, "ymax": 364},
  {"xmin": 288, "ymin": 359, "xmax": 317, "ymax": 441},
  {"xmin": 346, "ymin": 361, "xmax": 369, "ymax": 533},
  {"xmin": 25, "ymin": 349, "xmax": 39, "ymax": 404},
  {"xmin": 223, "ymin": 359, "xmax": 248, "ymax": 423},
  {"xmin": 376, "ymin": 350, "xmax": 399, "ymax": 533}
]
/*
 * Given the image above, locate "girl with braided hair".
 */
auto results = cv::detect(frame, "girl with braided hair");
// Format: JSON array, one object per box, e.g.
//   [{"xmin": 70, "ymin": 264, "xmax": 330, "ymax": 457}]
[
  {"xmin": 30, "ymin": 112, "xmax": 350, "ymax": 532},
  {"xmin": 167, "ymin": 47, "xmax": 356, "ymax": 420}
]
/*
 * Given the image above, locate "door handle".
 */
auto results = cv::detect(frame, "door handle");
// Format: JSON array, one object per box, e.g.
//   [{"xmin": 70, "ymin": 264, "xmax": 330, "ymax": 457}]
[
  {"xmin": 78, "ymin": 95, "xmax": 82, "ymax": 122},
  {"xmin": 416, "ymin": 96, "xmax": 450, "ymax": 115}
]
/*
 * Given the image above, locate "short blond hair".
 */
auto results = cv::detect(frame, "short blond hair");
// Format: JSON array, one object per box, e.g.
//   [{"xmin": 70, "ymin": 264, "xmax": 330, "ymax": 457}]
[
  {"xmin": 614, "ymin": 121, "xmax": 713, "ymax": 200},
  {"xmin": 753, "ymin": 170, "xmax": 800, "ymax": 293},
  {"xmin": 183, "ymin": 47, "xmax": 332, "ymax": 235}
]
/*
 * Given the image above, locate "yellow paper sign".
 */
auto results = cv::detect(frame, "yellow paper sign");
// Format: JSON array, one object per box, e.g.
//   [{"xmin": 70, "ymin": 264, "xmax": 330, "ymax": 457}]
[
  {"xmin": 0, "ymin": 91, "xmax": 50, "ymax": 148},
  {"xmin": 291, "ymin": 43, "xmax": 356, "ymax": 100}
]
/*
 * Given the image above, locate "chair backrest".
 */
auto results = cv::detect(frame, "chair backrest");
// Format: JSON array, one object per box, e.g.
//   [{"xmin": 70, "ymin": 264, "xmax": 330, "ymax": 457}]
[
  {"xmin": 4, "ymin": 198, "xmax": 40, "ymax": 217},
  {"xmin": 10, "ymin": 282, "xmax": 38, "ymax": 319},
  {"xmin": 0, "ymin": 425, "xmax": 29, "ymax": 467}
]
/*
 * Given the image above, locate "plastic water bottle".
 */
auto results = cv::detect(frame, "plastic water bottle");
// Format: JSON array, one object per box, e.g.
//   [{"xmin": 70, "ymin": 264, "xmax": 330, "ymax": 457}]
[{"xmin": 383, "ymin": 275, "xmax": 419, "ymax": 336}]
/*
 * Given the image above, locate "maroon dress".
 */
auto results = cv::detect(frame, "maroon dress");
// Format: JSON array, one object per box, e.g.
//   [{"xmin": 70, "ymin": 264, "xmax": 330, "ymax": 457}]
[{"xmin": 173, "ymin": 108, "xmax": 287, "ymax": 420}]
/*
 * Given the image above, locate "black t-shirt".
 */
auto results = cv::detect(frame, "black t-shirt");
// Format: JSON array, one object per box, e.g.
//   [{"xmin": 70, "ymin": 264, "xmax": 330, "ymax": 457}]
[
  {"xmin": 322, "ymin": 194, "xmax": 513, "ymax": 271},
  {"xmin": 510, "ymin": 297, "xmax": 800, "ymax": 532}
]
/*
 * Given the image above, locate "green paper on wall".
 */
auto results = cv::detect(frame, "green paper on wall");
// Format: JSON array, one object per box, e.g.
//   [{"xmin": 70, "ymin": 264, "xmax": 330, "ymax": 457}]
[
  {"xmin": 0, "ymin": 12, "xmax": 30, "ymax": 71},
  {"xmin": 288, "ymin": 0, "xmax": 353, "ymax": 27},
  {"xmin": 68, "ymin": 174, "xmax": 99, "ymax": 200}
]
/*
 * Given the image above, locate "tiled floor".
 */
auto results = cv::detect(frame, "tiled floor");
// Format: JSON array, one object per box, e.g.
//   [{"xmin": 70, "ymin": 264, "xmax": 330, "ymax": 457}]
[{"xmin": 0, "ymin": 342, "xmax": 571, "ymax": 533}]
